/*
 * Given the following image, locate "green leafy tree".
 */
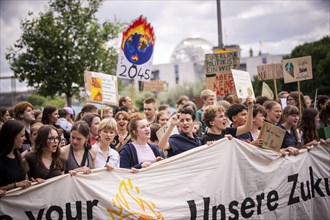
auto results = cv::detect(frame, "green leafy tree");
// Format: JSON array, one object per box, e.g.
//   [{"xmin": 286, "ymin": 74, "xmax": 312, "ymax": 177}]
[
  {"xmin": 252, "ymin": 36, "xmax": 330, "ymax": 99},
  {"xmin": 6, "ymin": 0, "xmax": 123, "ymax": 106},
  {"xmin": 285, "ymin": 36, "xmax": 330, "ymax": 97}
]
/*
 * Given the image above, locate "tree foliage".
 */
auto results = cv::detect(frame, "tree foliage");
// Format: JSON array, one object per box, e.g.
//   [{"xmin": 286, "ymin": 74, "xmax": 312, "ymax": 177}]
[
  {"xmin": 6, "ymin": 0, "xmax": 123, "ymax": 106},
  {"xmin": 252, "ymin": 36, "xmax": 330, "ymax": 98}
]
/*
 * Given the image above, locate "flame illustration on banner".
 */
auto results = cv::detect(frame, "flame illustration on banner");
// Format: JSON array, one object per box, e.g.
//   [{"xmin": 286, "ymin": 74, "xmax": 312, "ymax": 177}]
[
  {"xmin": 106, "ymin": 178, "xmax": 164, "ymax": 219},
  {"xmin": 121, "ymin": 15, "xmax": 155, "ymax": 65}
]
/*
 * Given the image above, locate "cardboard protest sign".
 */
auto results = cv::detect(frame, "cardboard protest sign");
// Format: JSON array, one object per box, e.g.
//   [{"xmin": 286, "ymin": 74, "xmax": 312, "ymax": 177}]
[
  {"xmin": 283, "ymin": 56, "xmax": 312, "ymax": 83},
  {"xmin": 116, "ymin": 16, "xmax": 155, "ymax": 81},
  {"xmin": 205, "ymin": 50, "xmax": 240, "ymax": 96},
  {"xmin": 206, "ymin": 72, "xmax": 236, "ymax": 97},
  {"xmin": 84, "ymin": 71, "xmax": 118, "ymax": 106},
  {"xmin": 142, "ymin": 80, "xmax": 168, "ymax": 92},
  {"xmin": 258, "ymin": 121, "xmax": 285, "ymax": 152},
  {"xmin": 257, "ymin": 63, "xmax": 283, "ymax": 80},
  {"xmin": 231, "ymin": 69, "xmax": 255, "ymax": 99}
]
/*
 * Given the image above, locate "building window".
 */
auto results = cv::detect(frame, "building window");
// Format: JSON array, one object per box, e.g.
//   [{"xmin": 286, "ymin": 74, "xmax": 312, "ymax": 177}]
[
  {"xmin": 262, "ymin": 57, "xmax": 267, "ymax": 64},
  {"xmin": 175, "ymin": 64, "xmax": 179, "ymax": 84}
]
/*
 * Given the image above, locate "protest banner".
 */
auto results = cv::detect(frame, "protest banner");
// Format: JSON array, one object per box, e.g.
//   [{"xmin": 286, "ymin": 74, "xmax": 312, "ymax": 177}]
[
  {"xmin": 142, "ymin": 80, "xmax": 168, "ymax": 92},
  {"xmin": 283, "ymin": 56, "xmax": 313, "ymax": 113},
  {"xmin": 257, "ymin": 63, "xmax": 283, "ymax": 97},
  {"xmin": 231, "ymin": 69, "xmax": 255, "ymax": 99},
  {"xmin": 1, "ymin": 139, "xmax": 329, "ymax": 219},
  {"xmin": 205, "ymin": 50, "xmax": 240, "ymax": 97},
  {"xmin": 116, "ymin": 15, "xmax": 155, "ymax": 82},
  {"xmin": 258, "ymin": 121, "xmax": 285, "ymax": 151},
  {"xmin": 84, "ymin": 71, "xmax": 118, "ymax": 106}
]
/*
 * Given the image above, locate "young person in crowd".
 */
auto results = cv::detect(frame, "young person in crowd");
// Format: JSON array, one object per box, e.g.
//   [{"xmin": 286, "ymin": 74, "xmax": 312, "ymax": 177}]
[
  {"xmin": 93, "ymin": 118, "xmax": 120, "ymax": 169},
  {"xmin": 33, "ymin": 110, "xmax": 43, "ymax": 124},
  {"xmin": 0, "ymin": 107, "xmax": 11, "ymax": 123},
  {"xmin": 298, "ymin": 108, "xmax": 321, "ymax": 147},
  {"xmin": 159, "ymin": 108, "xmax": 202, "ymax": 157},
  {"xmin": 264, "ymin": 101, "xmax": 282, "ymax": 125},
  {"xmin": 250, "ymin": 105, "xmax": 267, "ymax": 142},
  {"xmin": 56, "ymin": 108, "xmax": 72, "ymax": 133},
  {"xmin": 201, "ymin": 97, "xmax": 254, "ymax": 144},
  {"xmin": 120, "ymin": 113, "xmax": 163, "ymax": 169},
  {"xmin": 226, "ymin": 100, "xmax": 254, "ymax": 143},
  {"xmin": 23, "ymin": 125, "xmax": 65, "ymax": 180},
  {"xmin": 143, "ymin": 97, "xmax": 158, "ymax": 124},
  {"xmin": 41, "ymin": 104, "xmax": 59, "ymax": 126},
  {"xmin": 82, "ymin": 113, "xmax": 102, "ymax": 146},
  {"xmin": 158, "ymin": 104, "xmax": 171, "ymax": 115},
  {"xmin": 156, "ymin": 110, "xmax": 170, "ymax": 127},
  {"xmin": 111, "ymin": 111, "xmax": 131, "ymax": 152},
  {"xmin": 118, "ymin": 96, "xmax": 134, "ymax": 114},
  {"xmin": 61, "ymin": 121, "xmax": 97, "ymax": 175},
  {"xmin": 14, "ymin": 101, "xmax": 35, "ymax": 153},
  {"xmin": 0, "ymin": 120, "xmax": 33, "ymax": 191},
  {"xmin": 74, "ymin": 104, "xmax": 98, "ymax": 122},
  {"xmin": 316, "ymin": 95, "xmax": 329, "ymax": 112},
  {"xmin": 277, "ymin": 105, "xmax": 300, "ymax": 153},
  {"xmin": 197, "ymin": 89, "xmax": 217, "ymax": 133},
  {"xmin": 175, "ymin": 95, "xmax": 190, "ymax": 111},
  {"xmin": 287, "ymin": 91, "xmax": 307, "ymax": 113},
  {"xmin": 318, "ymin": 100, "xmax": 330, "ymax": 129},
  {"xmin": 21, "ymin": 122, "xmax": 43, "ymax": 157}
]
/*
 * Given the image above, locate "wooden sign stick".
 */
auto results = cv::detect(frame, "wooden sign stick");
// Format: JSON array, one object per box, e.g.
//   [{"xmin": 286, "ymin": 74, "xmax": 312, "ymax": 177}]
[
  {"xmin": 273, "ymin": 79, "xmax": 278, "ymax": 101},
  {"xmin": 298, "ymin": 81, "xmax": 302, "ymax": 115}
]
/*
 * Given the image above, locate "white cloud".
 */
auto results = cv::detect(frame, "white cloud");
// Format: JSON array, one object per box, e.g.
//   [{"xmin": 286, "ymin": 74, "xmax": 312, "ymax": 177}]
[{"xmin": 0, "ymin": 0, "xmax": 329, "ymax": 93}]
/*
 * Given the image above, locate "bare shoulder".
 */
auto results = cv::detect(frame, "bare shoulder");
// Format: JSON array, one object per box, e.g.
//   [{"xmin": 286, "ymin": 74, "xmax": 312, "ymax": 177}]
[
  {"xmin": 89, "ymin": 147, "xmax": 98, "ymax": 159},
  {"xmin": 60, "ymin": 144, "xmax": 70, "ymax": 160}
]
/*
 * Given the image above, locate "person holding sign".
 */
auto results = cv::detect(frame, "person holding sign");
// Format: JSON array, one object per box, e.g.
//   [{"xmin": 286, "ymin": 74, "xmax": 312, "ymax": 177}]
[
  {"xmin": 264, "ymin": 101, "xmax": 282, "ymax": 125},
  {"xmin": 277, "ymin": 106, "xmax": 300, "ymax": 155},
  {"xmin": 120, "ymin": 113, "xmax": 163, "ymax": 169}
]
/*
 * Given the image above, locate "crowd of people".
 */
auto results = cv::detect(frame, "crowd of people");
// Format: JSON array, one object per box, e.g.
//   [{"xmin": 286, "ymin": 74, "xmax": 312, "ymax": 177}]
[{"xmin": 0, "ymin": 91, "xmax": 329, "ymax": 197}]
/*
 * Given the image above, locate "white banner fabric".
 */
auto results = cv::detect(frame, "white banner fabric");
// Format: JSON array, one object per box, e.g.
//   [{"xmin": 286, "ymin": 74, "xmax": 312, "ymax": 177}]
[{"xmin": 1, "ymin": 139, "xmax": 329, "ymax": 219}]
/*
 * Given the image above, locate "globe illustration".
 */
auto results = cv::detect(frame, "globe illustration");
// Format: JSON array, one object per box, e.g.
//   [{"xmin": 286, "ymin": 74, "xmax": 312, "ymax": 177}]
[{"xmin": 123, "ymin": 33, "xmax": 154, "ymax": 65}]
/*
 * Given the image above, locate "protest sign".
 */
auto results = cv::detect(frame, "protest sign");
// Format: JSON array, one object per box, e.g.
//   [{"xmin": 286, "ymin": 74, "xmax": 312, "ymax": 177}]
[
  {"xmin": 262, "ymin": 81, "xmax": 274, "ymax": 100},
  {"xmin": 84, "ymin": 71, "xmax": 118, "ymax": 106},
  {"xmin": 206, "ymin": 72, "xmax": 236, "ymax": 97},
  {"xmin": 1, "ymin": 139, "xmax": 329, "ymax": 219},
  {"xmin": 205, "ymin": 50, "xmax": 240, "ymax": 96},
  {"xmin": 258, "ymin": 121, "xmax": 285, "ymax": 151},
  {"xmin": 231, "ymin": 69, "xmax": 255, "ymax": 99},
  {"xmin": 283, "ymin": 56, "xmax": 312, "ymax": 83},
  {"xmin": 116, "ymin": 15, "xmax": 155, "ymax": 81},
  {"xmin": 257, "ymin": 63, "xmax": 283, "ymax": 80},
  {"xmin": 142, "ymin": 80, "xmax": 168, "ymax": 92}
]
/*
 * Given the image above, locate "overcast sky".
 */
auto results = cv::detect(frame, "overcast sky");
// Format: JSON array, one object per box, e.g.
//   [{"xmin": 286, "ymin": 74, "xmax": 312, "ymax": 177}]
[{"xmin": 1, "ymin": 0, "xmax": 329, "ymax": 92}]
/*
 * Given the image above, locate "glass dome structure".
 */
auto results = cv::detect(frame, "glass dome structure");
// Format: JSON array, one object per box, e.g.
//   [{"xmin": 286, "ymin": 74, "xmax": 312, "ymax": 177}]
[{"xmin": 170, "ymin": 37, "xmax": 214, "ymax": 64}]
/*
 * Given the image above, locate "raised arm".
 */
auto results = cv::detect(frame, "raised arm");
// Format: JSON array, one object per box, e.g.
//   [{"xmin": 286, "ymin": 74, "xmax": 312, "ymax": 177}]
[
  {"xmin": 158, "ymin": 113, "xmax": 179, "ymax": 150},
  {"xmin": 236, "ymin": 96, "xmax": 254, "ymax": 136}
]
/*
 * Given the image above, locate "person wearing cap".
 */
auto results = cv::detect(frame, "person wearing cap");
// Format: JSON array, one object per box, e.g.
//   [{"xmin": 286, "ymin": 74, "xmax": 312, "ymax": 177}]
[
  {"xmin": 56, "ymin": 109, "xmax": 73, "ymax": 133},
  {"xmin": 63, "ymin": 107, "xmax": 74, "ymax": 124}
]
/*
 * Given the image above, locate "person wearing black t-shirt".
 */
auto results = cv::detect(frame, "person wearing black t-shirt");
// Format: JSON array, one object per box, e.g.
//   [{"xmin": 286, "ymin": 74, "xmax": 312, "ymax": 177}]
[
  {"xmin": 0, "ymin": 120, "xmax": 32, "ymax": 191},
  {"xmin": 201, "ymin": 97, "xmax": 254, "ymax": 145}
]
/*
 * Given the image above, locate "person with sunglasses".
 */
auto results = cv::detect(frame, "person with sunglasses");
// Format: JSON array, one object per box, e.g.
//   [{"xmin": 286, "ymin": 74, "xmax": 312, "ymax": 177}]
[{"xmin": 23, "ymin": 125, "xmax": 65, "ymax": 180}]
